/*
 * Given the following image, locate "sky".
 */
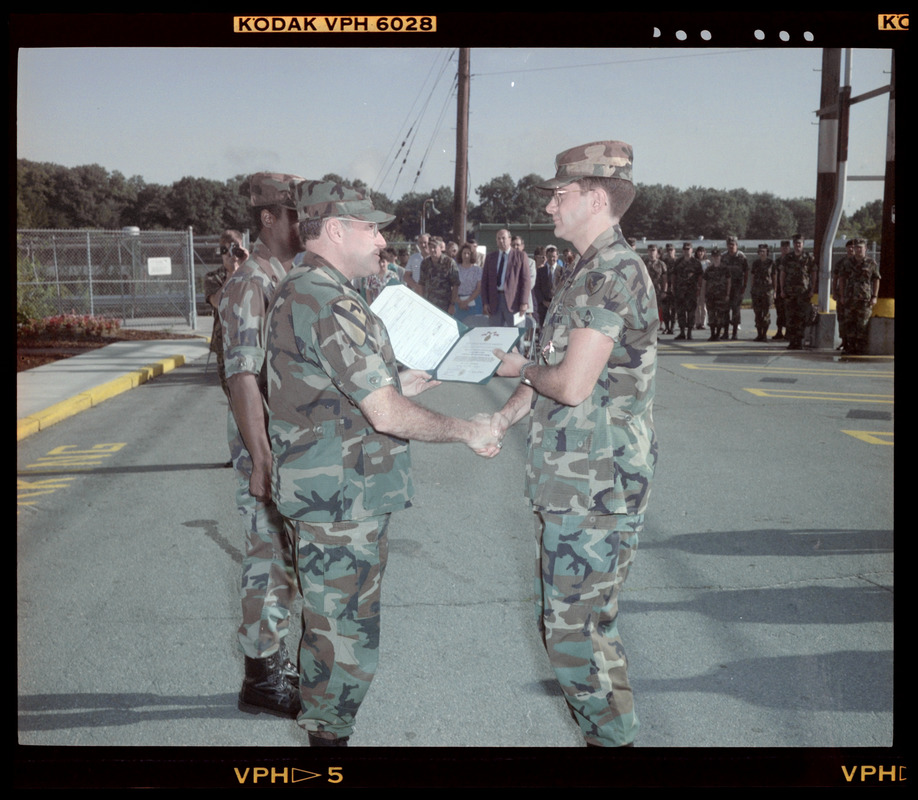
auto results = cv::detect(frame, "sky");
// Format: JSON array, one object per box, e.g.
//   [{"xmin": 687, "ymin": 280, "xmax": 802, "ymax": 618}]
[{"xmin": 16, "ymin": 34, "xmax": 893, "ymax": 218}]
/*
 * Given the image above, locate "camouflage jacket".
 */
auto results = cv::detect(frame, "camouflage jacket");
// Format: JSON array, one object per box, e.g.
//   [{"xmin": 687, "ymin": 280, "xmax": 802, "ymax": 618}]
[
  {"xmin": 671, "ymin": 257, "xmax": 703, "ymax": 298},
  {"xmin": 721, "ymin": 251, "xmax": 749, "ymax": 297},
  {"xmin": 204, "ymin": 265, "xmax": 228, "ymax": 355},
  {"xmin": 527, "ymin": 224, "xmax": 658, "ymax": 517},
  {"xmin": 780, "ymin": 251, "xmax": 815, "ymax": 294},
  {"xmin": 419, "ymin": 254, "xmax": 460, "ymax": 312},
  {"xmin": 843, "ymin": 258, "xmax": 881, "ymax": 304},
  {"xmin": 645, "ymin": 257, "xmax": 668, "ymax": 296},
  {"xmin": 218, "ymin": 237, "xmax": 287, "ymax": 394},
  {"xmin": 749, "ymin": 258, "xmax": 775, "ymax": 297},
  {"xmin": 265, "ymin": 253, "xmax": 413, "ymax": 523},
  {"xmin": 703, "ymin": 263, "xmax": 731, "ymax": 300}
]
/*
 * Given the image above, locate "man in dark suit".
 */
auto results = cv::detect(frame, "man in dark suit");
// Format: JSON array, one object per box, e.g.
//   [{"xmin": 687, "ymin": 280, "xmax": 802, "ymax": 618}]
[{"xmin": 481, "ymin": 228, "xmax": 531, "ymax": 326}]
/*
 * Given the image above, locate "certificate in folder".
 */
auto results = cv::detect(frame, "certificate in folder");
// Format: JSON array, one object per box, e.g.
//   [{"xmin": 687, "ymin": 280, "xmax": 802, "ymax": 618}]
[{"xmin": 369, "ymin": 284, "xmax": 522, "ymax": 384}]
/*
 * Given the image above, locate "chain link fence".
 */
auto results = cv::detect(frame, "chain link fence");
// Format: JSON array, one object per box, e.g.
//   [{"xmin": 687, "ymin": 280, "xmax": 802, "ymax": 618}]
[{"xmin": 17, "ymin": 228, "xmax": 199, "ymax": 330}]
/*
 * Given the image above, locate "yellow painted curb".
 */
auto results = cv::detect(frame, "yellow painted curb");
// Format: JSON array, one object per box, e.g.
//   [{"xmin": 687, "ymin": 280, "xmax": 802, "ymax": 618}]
[{"xmin": 17, "ymin": 354, "xmax": 187, "ymax": 442}]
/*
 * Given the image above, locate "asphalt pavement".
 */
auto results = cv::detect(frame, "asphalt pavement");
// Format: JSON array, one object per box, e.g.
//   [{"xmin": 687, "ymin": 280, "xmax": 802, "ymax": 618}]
[{"xmin": 16, "ymin": 309, "xmax": 897, "ymax": 788}]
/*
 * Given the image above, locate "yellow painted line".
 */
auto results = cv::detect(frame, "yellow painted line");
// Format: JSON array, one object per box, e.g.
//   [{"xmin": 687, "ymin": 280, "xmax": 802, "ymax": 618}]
[
  {"xmin": 16, "ymin": 355, "xmax": 187, "ymax": 442},
  {"xmin": 842, "ymin": 430, "xmax": 893, "ymax": 445},
  {"xmin": 682, "ymin": 363, "xmax": 894, "ymax": 378},
  {"xmin": 17, "ymin": 476, "xmax": 78, "ymax": 511},
  {"xmin": 744, "ymin": 388, "xmax": 893, "ymax": 403}
]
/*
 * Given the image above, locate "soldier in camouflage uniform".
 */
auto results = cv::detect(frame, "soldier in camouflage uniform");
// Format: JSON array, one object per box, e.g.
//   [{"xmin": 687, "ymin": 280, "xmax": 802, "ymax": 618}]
[
  {"xmin": 832, "ymin": 240, "xmax": 855, "ymax": 351},
  {"xmin": 749, "ymin": 243, "xmax": 776, "ymax": 342},
  {"xmin": 644, "ymin": 244, "xmax": 668, "ymax": 326},
  {"xmin": 702, "ymin": 247, "xmax": 731, "ymax": 341},
  {"xmin": 778, "ymin": 233, "xmax": 817, "ymax": 350},
  {"xmin": 722, "ymin": 235, "xmax": 749, "ymax": 340},
  {"xmin": 837, "ymin": 238, "xmax": 880, "ymax": 355},
  {"xmin": 493, "ymin": 141, "xmax": 657, "ymax": 747},
  {"xmin": 419, "ymin": 235, "xmax": 460, "ymax": 313},
  {"xmin": 265, "ymin": 179, "xmax": 499, "ymax": 747},
  {"xmin": 772, "ymin": 240, "xmax": 791, "ymax": 340},
  {"xmin": 671, "ymin": 242, "xmax": 703, "ymax": 340},
  {"xmin": 219, "ymin": 173, "xmax": 305, "ymax": 719},
  {"xmin": 205, "ymin": 229, "xmax": 248, "ymax": 400},
  {"xmin": 660, "ymin": 244, "xmax": 677, "ymax": 334}
]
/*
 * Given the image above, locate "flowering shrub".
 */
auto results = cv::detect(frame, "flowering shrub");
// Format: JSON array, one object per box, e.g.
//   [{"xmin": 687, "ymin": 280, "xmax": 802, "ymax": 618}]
[{"xmin": 18, "ymin": 313, "xmax": 123, "ymax": 340}]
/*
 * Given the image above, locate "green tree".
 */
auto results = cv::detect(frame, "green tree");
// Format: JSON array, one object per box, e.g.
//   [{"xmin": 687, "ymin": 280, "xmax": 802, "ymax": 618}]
[
  {"xmin": 785, "ymin": 197, "xmax": 816, "ymax": 239},
  {"xmin": 683, "ymin": 187, "xmax": 749, "ymax": 240},
  {"xmin": 166, "ymin": 176, "xmax": 227, "ymax": 234},
  {"xmin": 471, "ymin": 173, "xmax": 517, "ymax": 226},
  {"xmin": 848, "ymin": 199, "xmax": 883, "ymax": 243},
  {"xmin": 746, "ymin": 192, "xmax": 797, "ymax": 239}
]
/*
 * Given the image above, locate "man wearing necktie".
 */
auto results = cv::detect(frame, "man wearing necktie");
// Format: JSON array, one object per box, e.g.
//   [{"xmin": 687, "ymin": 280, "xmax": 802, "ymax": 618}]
[{"xmin": 481, "ymin": 228, "xmax": 531, "ymax": 326}]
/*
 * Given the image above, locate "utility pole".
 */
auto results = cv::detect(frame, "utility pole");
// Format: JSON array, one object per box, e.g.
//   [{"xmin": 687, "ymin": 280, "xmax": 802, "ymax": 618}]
[
  {"xmin": 453, "ymin": 48, "xmax": 470, "ymax": 243},
  {"xmin": 813, "ymin": 48, "xmax": 894, "ymax": 351}
]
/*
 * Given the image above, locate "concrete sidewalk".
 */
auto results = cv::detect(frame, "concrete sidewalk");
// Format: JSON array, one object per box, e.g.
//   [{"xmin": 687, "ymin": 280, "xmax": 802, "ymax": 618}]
[{"xmin": 17, "ymin": 331, "xmax": 214, "ymax": 441}]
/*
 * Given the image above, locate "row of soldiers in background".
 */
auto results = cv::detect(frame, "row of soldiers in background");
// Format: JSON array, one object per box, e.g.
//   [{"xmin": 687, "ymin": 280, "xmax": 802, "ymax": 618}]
[
  {"xmin": 394, "ymin": 230, "xmax": 579, "ymax": 331},
  {"xmin": 639, "ymin": 235, "xmax": 880, "ymax": 353}
]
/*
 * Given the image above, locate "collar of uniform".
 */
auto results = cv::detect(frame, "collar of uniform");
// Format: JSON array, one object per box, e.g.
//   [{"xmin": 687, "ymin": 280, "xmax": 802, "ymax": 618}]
[
  {"xmin": 574, "ymin": 224, "xmax": 624, "ymax": 271},
  {"xmin": 299, "ymin": 251, "xmax": 353, "ymax": 287}
]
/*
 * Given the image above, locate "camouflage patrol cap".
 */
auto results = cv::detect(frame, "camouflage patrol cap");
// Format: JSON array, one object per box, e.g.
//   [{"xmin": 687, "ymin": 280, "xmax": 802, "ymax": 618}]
[
  {"xmin": 710, "ymin": 247, "xmax": 721, "ymax": 256},
  {"xmin": 792, "ymin": 233, "xmax": 804, "ymax": 242},
  {"xmin": 682, "ymin": 242, "xmax": 692, "ymax": 249},
  {"xmin": 535, "ymin": 140, "xmax": 634, "ymax": 190},
  {"xmin": 852, "ymin": 237, "xmax": 867, "ymax": 246},
  {"xmin": 726, "ymin": 235, "xmax": 738, "ymax": 244},
  {"xmin": 295, "ymin": 179, "xmax": 395, "ymax": 228},
  {"xmin": 247, "ymin": 172, "xmax": 304, "ymax": 208},
  {"xmin": 758, "ymin": 243, "xmax": 769, "ymax": 250}
]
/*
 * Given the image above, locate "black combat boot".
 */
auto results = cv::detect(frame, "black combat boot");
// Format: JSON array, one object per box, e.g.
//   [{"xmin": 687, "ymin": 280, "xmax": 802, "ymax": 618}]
[
  {"xmin": 238, "ymin": 652, "xmax": 300, "ymax": 718},
  {"xmin": 277, "ymin": 640, "xmax": 298, "ymax": 682}
]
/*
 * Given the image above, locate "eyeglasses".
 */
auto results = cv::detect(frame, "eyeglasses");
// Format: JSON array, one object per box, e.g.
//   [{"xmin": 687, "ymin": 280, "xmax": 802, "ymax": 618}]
[
  {"xmin": 549, "ymin": 188, "xmax": 590, "ymax": 203},
  {"xmin": 333, "ymin": 217, "xmax": 379, "ymax": 237}
]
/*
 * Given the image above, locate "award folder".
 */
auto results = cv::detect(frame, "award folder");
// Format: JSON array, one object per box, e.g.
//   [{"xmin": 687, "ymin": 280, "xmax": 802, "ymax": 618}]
[{"xmin": 369, "ymin": 284, "xmax": 522, "ymax": 384}]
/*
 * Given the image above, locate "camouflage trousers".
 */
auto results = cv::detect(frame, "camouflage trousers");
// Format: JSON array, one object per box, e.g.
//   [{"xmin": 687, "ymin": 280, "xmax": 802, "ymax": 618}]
[
  {"xmin": 228, "ymin": 410, "xmax": 297, "ymax": 659},
  {"xmin": 288, "ymin": 514, "xmax": 390, "ymax": 739},
  {"xmin": 751, "ymin": 291, "xmax": 773, "ymax": 332},
  {"xmin": 705, "ymin": 294, "xmax": 730, "ymax": 330},
  {"xmin": 728, "ymin": 291, "xmax": 744, "ymax": 328},
  {"xmin": 535, "ymin": 511, "xmax": 642, "ymax": 747},
  {"xmin": 775, "ymin": 294, "xmax": 786, "ymax": 329},
  {"xmin": 784, "ymin": 289, "xmax": 811, "ymax": 346},
  {"xmin": 674, "ymin": 295, "xmax": 697, "ymax": 332},
  {"xmin": 843, "ymin": 300, "xmax": 873, "ymax": 352}
]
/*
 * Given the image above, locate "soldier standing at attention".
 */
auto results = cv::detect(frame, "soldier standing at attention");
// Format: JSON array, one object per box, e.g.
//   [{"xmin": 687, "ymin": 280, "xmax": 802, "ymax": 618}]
[
  {"xmin": 837, "ymin": 237, "xmax": 881, "ymax": 355},
  {"xmin": 672, "ymin": 242, "xmax": 703, "ymax": 340},
  {"xmin": 265, "ymin": 180, "xmax": 500, "ymax": 747},
  {"xmin": 772, "ymin": 239, "xmax": 791, "ymax": 340},
  {"xmin": 832, "ymin": 239, "xmax": 856, "ymax": 351},
  {"xmin": 778, "ymin": 233, "xmax": 817, "ymax": 350},
  {"xmin": 749, "ymin": 243, "xmax": 776, "ymax": 342},
  {"xmin": 644, "ymin": 244, "xmax": 668, "ymax": 325},
  {"xmin": 722, "ymin": 235, "xmax": 749, "ymax": 340},
  {"xmin": 418, "ymin": 234, "xmax": 460, "ymax": 314},
  {"xmin": 219, "ymin": 173, "xmax": 305, "ymax": 719},
  {"xmin": 492, "ymin": 141, "xmax": 658, "ymax": 747},
  {"xmin": 660, "ymin": 243, "xmax": 678, "ymax": 334},
  {"xmin": 702, "ymin": 247, "xmax": 731, "ymax": 341}
]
